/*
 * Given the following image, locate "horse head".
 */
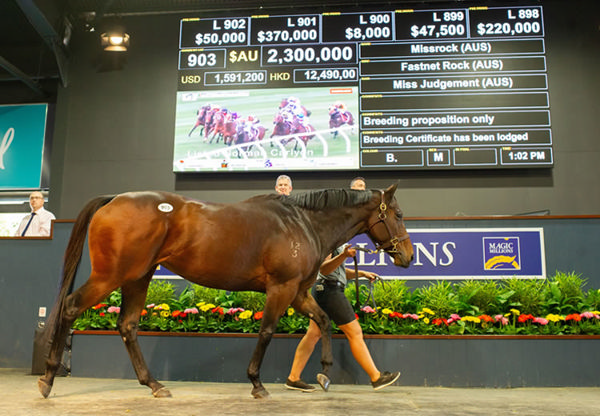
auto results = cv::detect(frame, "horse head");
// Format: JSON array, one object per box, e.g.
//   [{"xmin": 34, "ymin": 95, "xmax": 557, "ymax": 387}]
[{"xmin": 365, "ymin": 184, "xmax": 413, "ymax": 268}]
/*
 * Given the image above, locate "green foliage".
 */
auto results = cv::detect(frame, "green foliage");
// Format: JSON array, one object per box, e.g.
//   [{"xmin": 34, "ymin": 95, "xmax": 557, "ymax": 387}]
[
  {"xmin": 455, "ymin": 280, "xmax": 506, "ymax": 316},
  {"xmin": 415, "ymin": 281, "xmax": 459, "ymax": 318},
  {"xmin": 236, "ymin": 291, "xmax": 266, "ymax": 311},
  {"xmin": 107, "ymin": 289, "xmax": 122, "ymax": 306},
  {"xmin": 543, "ymin": 271, "xmax": 587, "ymax": 314},
  {"xmin": 192, "ymin": 284, "xmax": 223, "ymax": 305},
  {"xmin": 145, "ymin": 280, "xmax": 175, "ymax": 306},
  {"xmin": 372, "ymin": 280, "xmax": 411, "ymax": 312},
  {"xmin": 72, "ymin": 272, "xmax": 600, "ymax": 336},
  {"xmin": 585, "ymin": 288, "xmax": 600, "ymax": 311},
  {"xmin": 502, "ymin": 278, "xmax": 545, "ymax": 315}
]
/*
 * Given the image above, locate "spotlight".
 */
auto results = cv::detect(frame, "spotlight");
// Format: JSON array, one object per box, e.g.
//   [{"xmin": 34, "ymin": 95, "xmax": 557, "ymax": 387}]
[{"xmin": 100, "ymin": 32, "xmax": 130, "ymax": 52}]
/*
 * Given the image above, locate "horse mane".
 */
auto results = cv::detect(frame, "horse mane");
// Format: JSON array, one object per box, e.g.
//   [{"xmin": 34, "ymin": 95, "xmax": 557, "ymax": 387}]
[{"xmin": 284, "ymin": 189, "xmax": 372, "ymax": 210}]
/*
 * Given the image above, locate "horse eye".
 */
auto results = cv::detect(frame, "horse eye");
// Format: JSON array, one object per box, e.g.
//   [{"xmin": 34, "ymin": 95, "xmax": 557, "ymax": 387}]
[{"xmin": 395, "ymin": 211, "xmax": 403, "ymax": 220}]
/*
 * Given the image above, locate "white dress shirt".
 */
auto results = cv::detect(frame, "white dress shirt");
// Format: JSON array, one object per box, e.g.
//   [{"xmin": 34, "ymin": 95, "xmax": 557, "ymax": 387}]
[{"xmin": 15, "ymin": 207, "xmax": 56, "ymax": 237}]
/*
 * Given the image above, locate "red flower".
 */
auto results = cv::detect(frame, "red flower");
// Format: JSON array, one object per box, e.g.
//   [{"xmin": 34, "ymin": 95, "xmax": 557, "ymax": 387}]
[
  {"xmin": 432, "ymin": 318, "xmax": 449, "ymax": 326},
  {"xmin": 355, "ymin": 313, "xmax": 359, "ymax": 321},
  {"xmin": 180, "ymin": 312, "xmax": 187, "ymax": 318},
  {"xmin": 92, "ymin": 303, "xmax": 107, "ymax": 310},
  {"xmin": 518, "ymin": 314, "xmax": 534, "ymax": 323},
  {"xmin": 211, "ymin": 307, "xmax": 224, "ymax": 315},
  {"xmin": 172, "ymin": 310, "xmax": 181, "ymax": 318},
  {"xmin": 99, "ymin": 312, "xmax": 105, "ymax": 317},
  {"xmin": 140, "ymin": 309, "xmax": 148, "ymax": 316},
  {"xmin": 565, "ymin": 313, "xmax": 582, "ymax": 322},
  {"xmin": 254, "ymin": 311, "xmax": 264, "ymax": 320},
  {"xmin": 389, "ymin": 312, "xmax": 403, "ymax": 319},
  {"xmin": 478, "ymin": 314, "xmax": 494, "ymax": 323}
]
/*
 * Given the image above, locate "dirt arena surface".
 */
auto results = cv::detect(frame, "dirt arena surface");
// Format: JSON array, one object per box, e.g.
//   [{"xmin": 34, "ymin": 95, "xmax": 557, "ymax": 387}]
[{"xmin": 1, "ymin": 368, "xmax": 599, "ymax": 415}]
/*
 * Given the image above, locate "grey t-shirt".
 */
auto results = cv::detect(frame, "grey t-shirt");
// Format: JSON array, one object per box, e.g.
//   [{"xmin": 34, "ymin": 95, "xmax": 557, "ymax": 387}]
[{"xmin": 317, "ymin": 246, "xmax": 347, "ymax": 286}]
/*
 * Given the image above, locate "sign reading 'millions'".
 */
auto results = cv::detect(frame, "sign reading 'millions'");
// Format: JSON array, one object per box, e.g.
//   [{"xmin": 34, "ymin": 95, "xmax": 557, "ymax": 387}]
[
  {"xmin": 347, "ymin": 228, "xmax": 545, "ymax": 280},
  {"xmin": 154, "ymin": 228, "xmax": 545, "ymax": 281}
]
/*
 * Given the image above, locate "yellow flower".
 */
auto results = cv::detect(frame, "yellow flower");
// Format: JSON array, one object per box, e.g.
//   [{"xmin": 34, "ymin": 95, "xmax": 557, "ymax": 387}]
[
  {"xmin": 545, "ymin": 314, "xmax": 563, "ymax": 322},
  {"xmin": 200, "ymin": 303, "xmax": 216, "ymax": 312},
  {"xmin": 510, "ymin": 308, "xmax": 520, "ymax": 316},
  {"xmin": 381, "ymin": 308, "xmax": 393, "ymax": 315},
  {"xmin": 239, "ymin": 310, "xmax": 253, "ymax": 320},
  {"xmin": 461, "ymin": 316, "xmax": 481, "ymax": 323},
  {"xmin": 423, "ymin": 317, "xmax": 430, "ymax": 324},
  {"xmin": 421, "ymin": 307, "xmax": 435, "ymax": 315},
  {"xmin": 196, "ymin": 302, "xmax": 206, "ymax": 307},
  {"xmin": 287, "ymin": 307, "xmax": 295, "ymax": 316},
  {"xmin": 159, "ymin": 303, "xmax": 170, "ymax": 311},
  {"xmin": 160, "ymin": 311, "xmax": 170, "ymax": 318}
]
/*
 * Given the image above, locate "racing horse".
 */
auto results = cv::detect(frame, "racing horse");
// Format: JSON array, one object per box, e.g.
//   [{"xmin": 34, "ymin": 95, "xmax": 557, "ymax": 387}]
[
  {"xmin": 234, "ymin": 120, "xmax": 266, "ymax": 147},
  {"xmin": 279, "ymin": 97, "xmax": 311, "ymax": 117},
  {"xmin": 208, "ymin": 110, "xmax": 237, "ymax": 145},
  {"xmin": 37, "ymin": 186, "xmax": 413, "ymax": 399},
  {"xmin": 187, "ymin": 104, "xmax": 211, "ymax": 137},
  {"xmin": 270, "ymin": 113, "xmax": 316, "ymax": 151},
  {"xmin": 329, "ymin": 106, "xmax": 355, "ymax": 137}
]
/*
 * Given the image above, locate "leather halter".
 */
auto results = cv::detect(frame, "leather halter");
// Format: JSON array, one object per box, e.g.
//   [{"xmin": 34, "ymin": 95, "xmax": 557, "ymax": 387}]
[{"xmin": 366, "ymin": 190, "xmax": 410, "ymax": 254}]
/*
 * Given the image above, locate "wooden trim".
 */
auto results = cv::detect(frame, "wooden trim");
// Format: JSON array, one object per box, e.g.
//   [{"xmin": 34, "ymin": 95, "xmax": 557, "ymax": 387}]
[
  {"xmin": 72, "ymin": 330, "xmax": 600, "ymax": 340},
  {"xmin": 407, "ymin": 215, "xmax": 600, "ymax": 221},
  {"xmin": 54, "ymin": 215, "xmax": 599, "ymax": 224}
]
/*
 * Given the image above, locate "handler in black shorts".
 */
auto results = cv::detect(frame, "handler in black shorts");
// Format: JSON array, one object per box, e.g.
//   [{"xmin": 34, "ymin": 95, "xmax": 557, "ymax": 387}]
[{"xmin": 285, "ymin": 177, "xmax": 401, "ymax": 392}]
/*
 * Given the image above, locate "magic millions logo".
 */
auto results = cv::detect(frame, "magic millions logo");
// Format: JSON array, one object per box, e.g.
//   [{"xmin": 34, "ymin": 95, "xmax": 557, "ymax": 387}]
[{"xmin": 483, "ymin": 237, "xmax": 521, "ymax": 270}]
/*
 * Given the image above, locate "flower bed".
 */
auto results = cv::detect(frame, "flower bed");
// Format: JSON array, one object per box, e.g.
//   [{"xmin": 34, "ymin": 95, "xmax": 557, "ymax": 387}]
[{"xmin": 73, "ymin": 271, "xmax": 600, "ymax": 336}]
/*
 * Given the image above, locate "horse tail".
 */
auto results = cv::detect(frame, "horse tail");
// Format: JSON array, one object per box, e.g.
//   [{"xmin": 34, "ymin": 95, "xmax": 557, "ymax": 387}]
[{"xmin": 43, "ymin": 195, "xmax": 115, "ymax": 343}]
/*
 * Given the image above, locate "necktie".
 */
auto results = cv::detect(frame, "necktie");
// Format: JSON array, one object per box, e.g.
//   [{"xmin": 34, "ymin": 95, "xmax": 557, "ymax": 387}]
[{"xmin": 21, "ymin": 212, "xmax": 36, "ymax": 236}]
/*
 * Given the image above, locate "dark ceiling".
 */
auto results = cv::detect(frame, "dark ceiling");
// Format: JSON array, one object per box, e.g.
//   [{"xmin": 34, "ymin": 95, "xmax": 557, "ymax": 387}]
[{"xmin": 0, "ymin": 0, "xmax": 482, "ymax": 102}]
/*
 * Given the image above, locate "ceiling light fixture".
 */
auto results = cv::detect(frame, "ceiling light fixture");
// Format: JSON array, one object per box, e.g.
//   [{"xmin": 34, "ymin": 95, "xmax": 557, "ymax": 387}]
[{"xmin": 100, "ymin": 32, "xmax": 130, "ymax": 52}]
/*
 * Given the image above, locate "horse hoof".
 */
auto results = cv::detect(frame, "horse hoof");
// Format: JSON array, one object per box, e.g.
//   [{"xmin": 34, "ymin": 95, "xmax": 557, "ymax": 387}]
[
  {"xmin": 38, "ymin": 378, "xmax": 52, "ymax": 398},
  {"xmin": 316, "ymin": 373, "xmax": 330, "ymax": 392},
  {"xmin": 251, "ymin": 386, "xmax": 271, "ymax": 399},
  {"xmin": 152, "ymin": 387, "xmax": 172, "ymax": 398}
]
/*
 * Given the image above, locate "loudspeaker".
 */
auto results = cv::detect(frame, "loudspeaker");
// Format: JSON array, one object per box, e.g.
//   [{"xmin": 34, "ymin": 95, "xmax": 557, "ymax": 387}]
[{"xmin": 31, "ymin": 324, "xmax": 71, "ymax": 376}]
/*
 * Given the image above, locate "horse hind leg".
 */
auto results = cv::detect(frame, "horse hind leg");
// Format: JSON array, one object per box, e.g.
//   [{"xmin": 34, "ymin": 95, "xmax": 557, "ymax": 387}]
[
  {"xmin": 38, "ymin": 279, "xmax": 117, "ymax": 398},
  {"xmin": 118, "ymin": 270, "xmax": 171, "ymax": 397}
]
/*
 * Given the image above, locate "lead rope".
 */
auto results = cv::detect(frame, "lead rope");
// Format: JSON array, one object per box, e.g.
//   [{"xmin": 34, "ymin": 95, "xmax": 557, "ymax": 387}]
[
  {"xmin": 353, "ymin": 254, "xmax": 384, "ymax": 310},
  {"xmin": 353, "ymin": 255, "xmax": 360, "ymax": 310}
]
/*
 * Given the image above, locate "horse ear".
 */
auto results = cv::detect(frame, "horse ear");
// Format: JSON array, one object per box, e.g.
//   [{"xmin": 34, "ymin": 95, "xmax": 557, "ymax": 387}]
[{"xmin": 383, "ymin": 183, "xmax": 398, "ymax": 203}]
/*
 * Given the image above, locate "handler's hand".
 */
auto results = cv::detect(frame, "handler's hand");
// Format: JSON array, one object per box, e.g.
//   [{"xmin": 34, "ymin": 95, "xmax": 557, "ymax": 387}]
[
  {"xmin": 359, "ymin": 270, "xmax": 379, "ymax": 282},
  {"xmin": 343, "ymin": 245, "xmax": 357, "ymax": 258}
]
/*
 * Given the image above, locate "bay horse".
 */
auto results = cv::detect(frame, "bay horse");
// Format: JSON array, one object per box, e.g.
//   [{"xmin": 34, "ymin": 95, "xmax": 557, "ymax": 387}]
[
  {"xmin": 329, "ymin": 107, "xmax": 355, "ymax": 138},
  {"xmin": 207, "ymin": 110, "xmax": 236, "ymax": 145},
  {"xmin": 235, "ymin": 120, "xmax": 266, "ymax": 147},
  {"xmin": 202, "ymin": 107, "xmax": 221, "ymax": 142},
  {"xmin": 187, "ymin": 104, "xmax": 211, "ymax": 137},
  {"xmin": 37, "ymin": 186, "xmax": 413, "ymax": 399},
  {"xmin": 270, "ymin": 113, "xmax": 315, "ymax": 151}
]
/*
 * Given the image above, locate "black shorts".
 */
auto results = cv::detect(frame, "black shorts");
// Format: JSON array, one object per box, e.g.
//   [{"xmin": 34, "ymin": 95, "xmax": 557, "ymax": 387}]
[{"xmin": 312, "ymin": 281, "xmax": 356, "ymax": 326}]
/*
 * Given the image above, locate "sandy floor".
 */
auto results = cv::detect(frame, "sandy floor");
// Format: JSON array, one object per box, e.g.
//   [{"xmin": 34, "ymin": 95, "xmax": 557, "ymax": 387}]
[{"xmin": 2, "ymin": 368, "xmax": 599, "ymax": 416}]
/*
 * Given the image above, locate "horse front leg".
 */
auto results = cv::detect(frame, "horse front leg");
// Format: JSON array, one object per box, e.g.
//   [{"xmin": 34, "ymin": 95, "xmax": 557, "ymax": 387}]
[
  {"xmin": 118, "ymin": 274, "xmax": 171, "ymax": 398},
  {"xmin": 248, "ymin": 289, "xmax": 295, "ymax": 399}
]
